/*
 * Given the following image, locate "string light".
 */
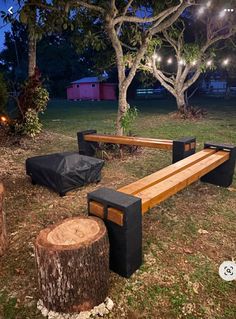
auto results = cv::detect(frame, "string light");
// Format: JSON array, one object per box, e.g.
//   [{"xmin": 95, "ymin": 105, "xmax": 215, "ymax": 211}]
[
  {"xmin": 198, "ymin": 7, "xmax": 205, "ymax": 16},
  {"xmin": 0, "ymin": 116, "xmax": 7, "ymax": 123},
  {"xmin": 206, "ymin": 60, "xmax": 212, "ymax": 66},
  {"xmin": 206, "ymin": 1, "xmax": 211, "ymax": 8},
  {"xmin": 179, "ymin": 59, "xmax": 186, "ymax": 66},
  {"xmin": 153, "ymin": 53, "xmax": 158, "ymax": 60},
  {"xmin": 219, "ymin": 10, "xmax": 226, "ymax": 18},
  {"xmin": 223, "ymin": 58, "xmax": 230, "ymax": 66},
  {"xmin": 146, "ymin": 57, "xmax": 230, "ymax": 68}
]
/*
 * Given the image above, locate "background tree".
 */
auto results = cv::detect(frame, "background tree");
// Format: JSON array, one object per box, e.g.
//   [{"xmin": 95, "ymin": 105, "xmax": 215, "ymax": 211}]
[
  {"xmin": 68, "ymin": 0, "xmax": 195, "ymax": 134},
  {"xmin": 143, "ymin": 1, "xmax": 236, "ymax": 114}
]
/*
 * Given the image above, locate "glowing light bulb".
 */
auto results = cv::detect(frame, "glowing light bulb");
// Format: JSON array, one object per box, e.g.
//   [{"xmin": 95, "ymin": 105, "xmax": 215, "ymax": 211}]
[
  {"xmin": 206, "ymin": 1, "xmax": 211, "ymax": 8},
  {"xmin": 157, "ymin": 55, "xmax": 162, "ymax": 62},
  {"xmin": 207, "ymin": 60, "xmax": 212, "ymax": 66},
  {"xmin": 223, "ymin": 58, "xmax": 229, "ymax": 66},
  {"xmin": 153, "ymin": 53, "xmax": 157, "ymax": 60},
  {"xmin": 167, "ymin": 58, "xmax": 173, "ymax": 64},
  {"xmin": 179, "ymin": 59, "xmax": 186, "ymax": 66},
  {"xmin": 220, "ymin": 10, "xmax": 226, "ymax": 18},
  {"xmin": 191, "ymin": 60, "xmax": 197, "ymax": 66},
  {"xmin": 198, "ymin": 7, "xmax": 205, "ymax": 15},
  {"xmin": 0, "ymin": 116, "xmax": 7, "ymax": 123}
]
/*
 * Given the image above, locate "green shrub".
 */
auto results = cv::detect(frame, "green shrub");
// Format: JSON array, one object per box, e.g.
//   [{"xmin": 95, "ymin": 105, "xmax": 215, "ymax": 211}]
[
  {"xmin": 16, "ymin": 68, "xmax": 49, "ymax": 137},
  {"xmin": 120, "ymin": 104, "xmax": 139, "ymax": 134}
]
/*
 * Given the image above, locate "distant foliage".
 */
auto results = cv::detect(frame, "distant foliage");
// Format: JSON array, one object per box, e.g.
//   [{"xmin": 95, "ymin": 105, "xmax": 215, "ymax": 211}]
[{"xmin": 0, "ymin": 73, "xmax": 8, "ymax": 113}]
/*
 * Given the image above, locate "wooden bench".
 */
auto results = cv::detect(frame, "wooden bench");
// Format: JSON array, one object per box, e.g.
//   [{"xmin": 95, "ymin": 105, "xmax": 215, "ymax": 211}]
[
  {"xmin": 87, "ymin": 142, "xmax": 236, "ymax": 278},
  {"xmin": 77, "ymin": 130, "xmax": 196, "ymax": 163},
  {"xmin": 89, "ymin": 148, "xmax": 229, "ymax": 225}
]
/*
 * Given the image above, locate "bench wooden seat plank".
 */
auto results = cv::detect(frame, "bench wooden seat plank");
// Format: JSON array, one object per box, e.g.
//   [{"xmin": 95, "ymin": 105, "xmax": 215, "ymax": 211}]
[
  {"xmin": 137, "ymin": 151, "xmax": 230, "ymax": 213},
  {"xmin": 84, "ymin": 134, "xmax": 173, "ymax": 150},
  {"xmin": 118, "ymin": 149, "xmax": 216, "ymax": 195}
]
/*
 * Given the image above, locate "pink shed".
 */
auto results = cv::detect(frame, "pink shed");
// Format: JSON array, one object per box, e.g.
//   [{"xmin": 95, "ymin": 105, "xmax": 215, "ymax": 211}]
[{"xmin": 67, "ymin": 77, "xmax": 117, "ymax": 101}]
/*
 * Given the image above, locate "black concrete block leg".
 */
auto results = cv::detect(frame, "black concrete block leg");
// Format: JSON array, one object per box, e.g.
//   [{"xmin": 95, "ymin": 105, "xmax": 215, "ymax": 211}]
[
  {"xmin": 201, "ymin": 143, "xmax": 236, "ymax": 187},
  {"xmin": 88, "ymin": 187, "xmax": 142, "ymax": 278},
  {"xmin": 172, "ymin": 137, "xmax": 196, "ymax": 163},
  {"xmin": 77, "ymin": 130, "xmax": 97, "ymax": 156}
]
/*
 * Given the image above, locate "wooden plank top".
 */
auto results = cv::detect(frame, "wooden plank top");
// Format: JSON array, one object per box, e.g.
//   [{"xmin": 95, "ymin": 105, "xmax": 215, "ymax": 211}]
[
  {"xmin": 118, "ymin": 149, "xmax": 216, "ymax": 195},
  {"xmin": 84, "ymin": 134, "xmax": 173, "ymax": 150},
  {"xmin": 88, "ymin": 149, "xmax": 230, "ymax": 226},
  {"xmin": 136, "ymin": 150, "xmax": 230, "ymax": 214}
]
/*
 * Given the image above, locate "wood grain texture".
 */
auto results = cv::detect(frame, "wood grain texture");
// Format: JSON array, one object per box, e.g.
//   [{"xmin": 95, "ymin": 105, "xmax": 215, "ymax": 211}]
[
  {"xmin": 118, "ymin": 149, "xmax": 216, "ymax": 195},
  {"xmin": 0, "ymin": 183, "xmax": 7, "ymax": 256},
  {"xmin": 35, "ymin": 216, "xmax": 109, "ymax": 313},
  {"xmin": 84, "ymin": 134, "xmax": 173, "ymax": 150},
  {"xmin": 89, "ymin": 201, "xmax": 124, "ymax": 226},
  {"xmin": 138, "ymin": 151, "xmax": 229, "ymax": 213},
  {"xmin": 90, "ymin": 150, "xmax": 229, "ymax": 225}
]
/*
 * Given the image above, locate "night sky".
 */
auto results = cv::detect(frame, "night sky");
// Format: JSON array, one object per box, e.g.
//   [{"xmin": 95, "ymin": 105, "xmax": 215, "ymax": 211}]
[{"xmin": 0, "ymin": 0, "xmax": 17, "ymax": 50}]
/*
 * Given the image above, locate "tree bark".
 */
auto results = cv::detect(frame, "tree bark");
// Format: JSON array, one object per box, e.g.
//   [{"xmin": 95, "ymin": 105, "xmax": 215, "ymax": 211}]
[
  {"xmin": 176, "ymin": 91, "xmax": 188, "ymax": 114},
  {"xmin": 28, "ymin": 3, "xmax": 37, "ymax": 77},
  {"xmin": 117, "ymin": 85, "xmax": 128, "ymax": 135},
  {"xmin": 28, "ymin": 31, "xmax": 36, "ymax": 77},
  {"xmin": 0, "ymin": 183, "xmax": 7, "ymax": 256},
  {"xmin": 35, "ymin": 216, "xmax": 109, "ymax": 313}
]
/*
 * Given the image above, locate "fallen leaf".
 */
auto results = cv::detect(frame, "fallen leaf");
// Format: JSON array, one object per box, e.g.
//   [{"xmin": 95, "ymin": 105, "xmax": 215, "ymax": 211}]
[
  {"xmin": 198, "ymin": 229, "xmax": 209, "ymax": 234},
  {"xmin": 192, "ymin": 282, "xmax": 200, "ymax": 294},
  {"xmin": 183, "ymin": 248, "xmax": 193, "ymax": 254}
]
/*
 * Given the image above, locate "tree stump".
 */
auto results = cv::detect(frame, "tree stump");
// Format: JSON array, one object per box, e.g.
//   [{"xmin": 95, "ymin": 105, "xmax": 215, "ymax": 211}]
[
  {"xmin": 0, "ymin": 183, "xmax": 7, "ymax": 256},
  {"xmin": 35, "ymin": 216, "xmax": 109, "ymax": 313}
]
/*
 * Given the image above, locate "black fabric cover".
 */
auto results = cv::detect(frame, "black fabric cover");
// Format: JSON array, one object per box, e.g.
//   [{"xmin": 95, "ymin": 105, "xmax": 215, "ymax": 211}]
[{"xmin": 26, "ymin": 152, "xmax": 104, "ymax": 195}]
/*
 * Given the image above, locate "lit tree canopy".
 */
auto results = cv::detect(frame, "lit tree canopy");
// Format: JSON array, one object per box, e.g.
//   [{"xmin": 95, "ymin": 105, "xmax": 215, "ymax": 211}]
[{"xmin": 142, "ymin": 1, "xmax": 236, "ymax": 113}]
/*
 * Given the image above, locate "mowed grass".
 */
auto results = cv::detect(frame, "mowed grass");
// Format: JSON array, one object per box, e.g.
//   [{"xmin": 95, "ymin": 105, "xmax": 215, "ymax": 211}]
[
  {"xmin": 1, "ymin": 97, "xmax": 236, "ymax": 319},
  {"xmin": 41, "ymin": 97, "xmax": 236, "ymax": 145}
]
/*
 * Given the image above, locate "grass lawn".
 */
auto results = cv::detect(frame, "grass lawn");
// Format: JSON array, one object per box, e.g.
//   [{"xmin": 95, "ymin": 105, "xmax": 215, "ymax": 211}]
[{"xmin": 0, "ymin": 97, "xmax": 236, "ymax": 319}]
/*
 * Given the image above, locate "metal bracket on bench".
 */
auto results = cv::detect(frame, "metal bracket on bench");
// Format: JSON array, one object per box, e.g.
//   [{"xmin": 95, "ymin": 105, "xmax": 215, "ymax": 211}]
[
  {"xmin": 172, "ymin": 137, "xmax": 196, "ymax": 163},
  {"xmin": 201, "ymin": 142, "xmax": 236, "ymax": 187},
  {"xmin": 88, "ymin": 187, "xmax": 142, "ymax": 278},
  {"xmin": 77, "ymin": 130, "xmax": 98, "ymax": 156}
]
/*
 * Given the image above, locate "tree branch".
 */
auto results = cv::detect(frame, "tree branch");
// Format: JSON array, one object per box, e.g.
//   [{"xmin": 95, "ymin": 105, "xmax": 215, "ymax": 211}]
[
  {"xmin": 150, "ymin": 1, "xmax": 193, "ymax": 35},
  {"xmin": 117, "ymin": 0, "xmax": 134, "ymax": 35},
  {"xmin": 183, "ymin": 69, "xmax": 201, "ymax": 91}
]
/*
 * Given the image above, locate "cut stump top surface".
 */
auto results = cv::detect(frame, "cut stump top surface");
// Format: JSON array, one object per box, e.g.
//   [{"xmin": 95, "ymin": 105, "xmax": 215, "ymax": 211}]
[
  {"xmin": 36, "ymin": 216, "xmax": 107, "ymax": 250},
  {"xmin": 47, "ymin": 218, "xmax": 100, "ymax": 246}
]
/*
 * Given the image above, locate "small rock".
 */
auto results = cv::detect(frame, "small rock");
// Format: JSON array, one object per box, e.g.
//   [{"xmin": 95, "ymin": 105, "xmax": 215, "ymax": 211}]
[
  {"xmin": 37, "ymin": 299, "xmax": 44, "ymax": 311},
  {"xmin": 77, "ymin": 311, "xmax": 91, "ymax": 319},
  {"xmin": 41, "ymin": 307, "xmax": 49, "ymax": 317},
  {"xmin": 96, "ymin": 303, "xmax": 109, "ymax": 316},
  {"xmin": 105, "ymin": 297, "xmax": 114, "ymax": 311},
  {"xmin": 91, "ymin": 306, "xmax": 99, "ymax": 316}
]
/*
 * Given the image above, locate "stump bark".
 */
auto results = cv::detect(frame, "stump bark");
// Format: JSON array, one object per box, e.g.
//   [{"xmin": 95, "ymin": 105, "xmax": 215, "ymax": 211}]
[
  {"xmin": 0, "ymin": 183, "xmax": 7, "ymax": 256},
  {"xmin": 35, "ymin": 216, "xmax": 109, "ymax": 313}
]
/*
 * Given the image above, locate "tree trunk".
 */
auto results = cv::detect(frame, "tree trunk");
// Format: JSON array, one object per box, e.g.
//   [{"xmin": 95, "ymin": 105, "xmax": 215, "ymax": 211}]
[
  {"xmin": 28, "ymin": 3, "xmax": 37, "ymax": 77},
  {"xmin": 35, "ymin": 216, "xmax": 109, "ymax": 313},
  {"xmin": 28, "ymin": 33, "xmax": 36, "ymax": 77},
  {"xmin": 116, "ymin": 85, "xmax": 128, "ymax": 135},
  {"xmin": 176, "ymin": 92, "xmax": 188, "ymax": 114},
  {"xmin": 0, "ymin": 183, "xmax": 7, "ymax": 256}
]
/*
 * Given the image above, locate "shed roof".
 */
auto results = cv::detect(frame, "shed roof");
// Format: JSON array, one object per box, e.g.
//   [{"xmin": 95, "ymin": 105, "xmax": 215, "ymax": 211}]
[{"xmin": 71, "ymin": 76, "xmax": 106, "ymax": 84}]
